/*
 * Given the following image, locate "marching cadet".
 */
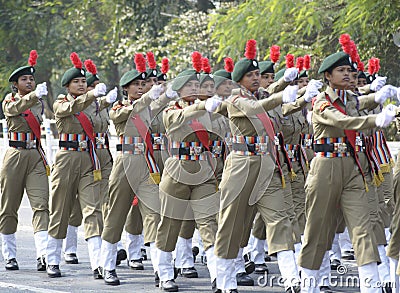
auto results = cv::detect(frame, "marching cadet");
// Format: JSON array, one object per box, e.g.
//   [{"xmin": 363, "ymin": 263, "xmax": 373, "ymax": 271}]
[
  {"xmin": 213, "ymin": 40, "xmax": 300, "ymax": 293},
  {"xmin": 1, "ymin": 50, "xmax": 49, "ymax": 271},
  {"xmin": 46, "ymin": 52, "xmax": 113, "ymax": 279},
  {"xmin": 61, "ymin": 59, "xmax": 119, "ymax": 265},
  {"xmin": 298, "ymin": 48, "xmax": 396, "ymax": 293},
  {"xmin": 213, "ymin": 57, "xmax": 235, "ymax": 101},
  {"xmin": 155, "ymin": 51, "xmax": 222, "ymax": 292},
  {"xmin": 99, "ymin": 53, "xmax": 171, "ymax": 286}
]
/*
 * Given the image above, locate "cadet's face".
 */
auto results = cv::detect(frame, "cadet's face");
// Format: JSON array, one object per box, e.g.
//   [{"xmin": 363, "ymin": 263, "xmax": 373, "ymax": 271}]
[
  {"xmin": 199, "ymin": 80, "xmax": 215, "ymax": 100},
  {"xmin": 296, "ymin": 77, "xmax": 309, "ymax": 89},
  {"xmin": 87, "ymin": 80, "xmax": 99, "ymax": 92},
  {"xmin": 179, "ymin": 80, "xmax": 200, "ymax": 102},
  {"xmin": 67, "ymin": 77, "xmax": 87, "ymax": 96},
  {"xmin": 15, "ymin": 75, "xmax": 35, "ymax": 96},
  {"xmin": 239, "ymin": 69, "xmax": 260, "ymax": 93},
  {"xmin": 324, "ymin": 65, "xmax": 351, "ymax": 90},
  {"xmin": 216, "ymin": 79, "xmax": 233, "ymax": 97},
  {"xmin": 357, "ymin": 78, "xmax": 367, "ymax": 87},
  {"xmin": 347, "ymin": 71, "xmax": 358, "ymax": 91},
  {"xmin": 125, "ymin": 79, "xmax": 146, "ymax": 100},
  {"xmin": 260, "ymin": 73, "xmax": 274, "ymax": 88},
  {"xmin": 157, "ymin": 80, "xmax": 166, "ymax": 86},
  {"xmin": 144, "ymin": 77, "xmax": 157, "ymax": 93}
]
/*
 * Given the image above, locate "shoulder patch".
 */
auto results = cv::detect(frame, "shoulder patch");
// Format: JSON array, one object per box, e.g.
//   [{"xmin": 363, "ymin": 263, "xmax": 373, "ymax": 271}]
[
  {"xmin": 319, "ymin": 101, "xmax": 330, "ymax": 112},
  {"xmin": 112, "ymin": 104, "xmax": 123, "ymax": 111}
]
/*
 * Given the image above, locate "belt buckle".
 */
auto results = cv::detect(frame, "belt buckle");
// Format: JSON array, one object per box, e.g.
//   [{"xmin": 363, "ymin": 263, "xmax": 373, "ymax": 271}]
[
  {"xmin": 335, "ymin": 143, "xmax": 347, "ymax": 153},
  {"xmin": 304, "ymin": 138, "xmax": 312, "ymax": 147},
  {"xmin": 274, "ymin": 136, "xmax": 280, "ymax": 146},
  {"xmin": 153, "ymin": 136, "xmax": 162, "ymax": 145},
  {"xmin": 79, "ymin": 140, "xmax": 88, "ymax": 149},
  {"xmin": 287, "ymin": 149, "xmax": 295, "ymax": 158},
  {"xmin": 256, "ymin": 142, "xmax": 268, "ymax": 154},
  {"xmin": 225, "ymin": 137, "xmax": 232, "ymax": 146},
  {"xmin": 355, "ymin": 136, "xmax": 363, "ymax": 147},
  {"xmin": 136, "ymin": 142, "xmax": 145, "ymax": 153},
  {"xmin": 190, "ymin": 146, "xmax": 203, "ymax": 155},
  {"xmin": 95, "ymin": 136, "xmax": 105, "ymax": 145},
  {"xmin": 212, "ymin": 145, "xmax": 222, "ymax": 155},
  {"xmin": 26, "ymin": 140, "xmax": 35, "ymax": 149}
]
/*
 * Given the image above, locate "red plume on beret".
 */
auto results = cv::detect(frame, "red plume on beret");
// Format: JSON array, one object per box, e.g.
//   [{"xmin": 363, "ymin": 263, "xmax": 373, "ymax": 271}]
[
  {"xmin": 202, "ymin": 57, "xmax": 212, "ymax": 74},
  {"xmin": 285, "ymin": 54, "xmax": 294, "ymax": 68},
  {"xmin": 339, "ymin": 34, "xmax": 351, "ymax": 51},
  {"xmin": 28, "ymin": 50, "xmax": 38, "ymax": 67},
  {"xmin": 296, "ymin": 57, "xmax": 304, "ymax": 72},
  {"xmin": 270, "ymin": 45, "xmax": 280, "ymax": 63},
  {"xmin": 161, "ymin": 58, "xmax": 169, "ymax": 74},
  {"xmin": 358, "ymin": 59, "xmax": 365, "ymax": 72},
  {"xmin": 70, "ymin": 52, "xmax": 83, "ymax": 69},
  {"xmin": 191, "ymin": 51, "xmax": 203, "ymax": 73},
  {"xmin": 224, "ymin": 57, "xmax": 234, "ymax": 73},
  {"xmin": 134, "ymin": 53, "xmax": 147, "ymax": 73},
  {"xmin": 368, "ymin": 58, "xmax": 375, "ymax": 75},
  {"xmin": 146, "ymin": 52, "xmax": 157, "ymax": 70},
  {"xmin": 84, "ymin": 59, "xmax": 97, "ymax": 75},
  {"xmin": 303, "ymin": 55, "xmax": 311, "ymax": 70},
  {"xmin": 373, "ymin": 58, "xmax": 380, "ymax": 74},
  {"xmin": 245, "ymin": 39, "xmax": 257, "ymax": 60}
]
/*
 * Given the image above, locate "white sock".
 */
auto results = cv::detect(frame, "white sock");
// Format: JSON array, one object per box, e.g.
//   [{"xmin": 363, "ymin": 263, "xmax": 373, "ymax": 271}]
[
  {"xmin": 126, "ymin": 233, "xmax": 142, "ymax": 260},
  {"xmin": 277, "ymin": 250, "xmax": 300, "ymax": 289},
  {"xmin": 216, "ymin": 257, "xmax": 236, "ymax": 290},
  {"xmin": 358, "ymin": 262, "xmax": 381, "ymax": 293},
  {"xmin": 34, "ymin": 230, "xmax": 48, "ymax": 258},
  {"xmin": 63, "ymin": 225, "xmax": 78, "ymax": 254},
  {"xmin": 87, "ymin": 236, "xmax": 102, "ymax": 270},
  {"xmin": 46, "ymin": 236, "xmax": 63, "ymax": 265},
  {"xmin": 100, "ymin": 240, "xmax": 117, "ymax": 271},
  {"xmin": 1, "ymin": 233, "xmax": 16, "ymax": 260}
]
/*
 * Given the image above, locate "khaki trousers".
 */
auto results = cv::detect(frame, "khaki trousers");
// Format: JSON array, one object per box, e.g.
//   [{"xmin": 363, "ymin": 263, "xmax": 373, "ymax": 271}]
[{"xmin": 0, "ymin": 148, "xmax": 49, "ymax": 234}]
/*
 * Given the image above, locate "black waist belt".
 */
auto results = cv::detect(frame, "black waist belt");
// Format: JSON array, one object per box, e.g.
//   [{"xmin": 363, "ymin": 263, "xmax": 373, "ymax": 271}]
[
  {"xmin": 313, "ymin": 143, "xmax": 353, "ymax": 153},
  {"xmin": 232, "ymin": 143, "xmax": 256, "ymax": 153},
  {"xmin": 116, "ymin": 144, "xmax": 140, "ymax": 152},
  {"xmin": 170, "ymin": 147, "xmax": 207, "ymax": 156},
  {"xmin": 59, "ymin": 141, "xmax": 86, "ymax": 149},
  {"xmin": 9, "ymin": 140, "xmax": 34, "ymax": 149}
]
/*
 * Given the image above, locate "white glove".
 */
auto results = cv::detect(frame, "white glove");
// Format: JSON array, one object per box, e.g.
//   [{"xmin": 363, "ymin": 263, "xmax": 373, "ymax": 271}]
[
  {"xmin": 282, "ymin": 85, "xmax": 298, "ymax": 103},
  {"xmin": 105, "ymin": 87, "xmax": 118, "ymax": 104},
  {"xmin": 148, "ymin": 84, "xmax": 164, "ymax": 100},
  {"xmin": 165, "ymin": 83, "xmax": 178, "ymax": 99},
  {"xmin": 283, "ymin": 67, "xmax": 298, "ymax": 82},
  {"xmin": 93, "ymin": 83, "xmax": 107, "ymax": 97},
  {"xmin": 304, "ymin": 80, "xmax": 323, "ymax": 102},
  {"xmin": 374, "ymin": 85, "xmax": 398, "ymax": 104},
  {"xmin": 375, "ymin": 104, "xmax": 396, "ymax": 128},
  {"xmin": 35, "ymin": 82, "xmax": 47, "ymax": 98},
  {"xmin": 205, "ymin": 97, "xmax": 222, "ymax": 112},
  {"xmin": 306, "ymin": 110, "xmax": 313, "ymax": 125},
  {"xmin": 397, "ymin": 88, "xmax": 400, "ymax": 102},
  {"xmin": 370, "ymin": 76, "xmax": 387, "ymax": 92}
]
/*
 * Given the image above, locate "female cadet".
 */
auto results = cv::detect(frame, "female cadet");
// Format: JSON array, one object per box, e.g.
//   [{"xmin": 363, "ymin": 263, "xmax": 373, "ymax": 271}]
[
  {"xmin": 46, "ymin": 52, "xmax": 112, "ymax": 279},
  {"xmin": 1, "ymin": 50, "xmax": 49, "ymax": 271},
  {"xmin": 155, "ymin": 51, "xmax": 222, "ymax": 292},
  {"xmin": 298, "ymin": 50, "xmax": 396, "ymax": 293},
  {"xmin": 213, "ymin": 40, "xmax": 300, "ymax": 293},
  {"xmin": 99, "ymin": 53, "xmax": 171, "ymax": 286},
  {"xmin": 62, "ymin": 59, "xmax": 118, "ymax": 265}
]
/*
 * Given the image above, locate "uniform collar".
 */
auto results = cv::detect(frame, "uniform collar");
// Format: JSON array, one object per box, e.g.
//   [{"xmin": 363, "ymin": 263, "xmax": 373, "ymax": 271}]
[{"xmin": 326, "ymin": 87, "xmax": 347, "ymax": 105}]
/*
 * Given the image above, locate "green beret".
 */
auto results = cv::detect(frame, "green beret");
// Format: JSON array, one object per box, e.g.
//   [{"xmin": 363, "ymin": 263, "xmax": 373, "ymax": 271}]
[
  {"xmin": 318, "ymin": 52, "xmax": 351, "ymax": 74},
  {"xmin": 259, "ymin": 61, "xmax": 274, "ymax": 75},
  {"xmin": 299, "ymin": 70, "xmax": 308, "ymax": 78},
  {"xmin": 146, "ymin": 68, "xmax": 158, "ymax": 78},
  {"xmin": 86, "ymin": 73, "xmax": 99, "ymax": 87},
  {"xmin": 157, "ymin": 72, "xmax": 167, "ymax": 81},
  {"xmin": 274, "ymin": 68, "xmax": 285, "ymax": 82},
  {"xmin": 119, "ymin": 70, "xmax": 146, "ymax": 87},
  {"xmin": 200, "ymin": 73, "xmax": 214, "ymax": 85},
  {"xmin": 61, "ymin": 67, "xmax": 86, "ymax": 87},
  {"xmin": 172, "ymin": 69, "xmax": 199, "ymax": 91},
  {"xmin": 8, "ymin": 66, "xmax": 35, "ymax": 82},
  {"xmin": 213, "ymin": 69, "xmax": 232, "ymax": 89},
  {"xmin": 232, "ymin": 58, "xmax": 259, "ymax": 82}
]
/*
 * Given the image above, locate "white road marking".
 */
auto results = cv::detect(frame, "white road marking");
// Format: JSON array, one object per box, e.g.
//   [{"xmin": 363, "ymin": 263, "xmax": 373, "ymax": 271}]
[{"xmin": 0, "ymin": 281, "xmax": 67, "ymax": 293}]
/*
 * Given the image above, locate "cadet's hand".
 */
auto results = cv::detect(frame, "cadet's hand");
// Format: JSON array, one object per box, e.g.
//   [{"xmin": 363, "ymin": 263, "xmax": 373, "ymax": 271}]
[
  {"xmin": 304, "ymin": 79, "xmax": 323, "ymax": 102},
  {"xmin": 283, "ymin": 67, "xmax": 298, "ymax": 82},
  {"xmin": 306, "ymin": 110, "xmax": 313, "ymax": 125},
  {"xmin": 105, "ymin": 87, "xmax": 118, "ymax": 104},
  {"xmin": 375, "ymin": 104, "xmax": 396, "ymax": 128},
  {"xmin": 370, "ymin": 76, "xmax": 387, "ymax": 92},
  {"xmin": 148, "ymin": 84, "xmax": 164, "ymax": 100},
  {"xmin": 165, "ymin": 83, "xmax": 178, "ymax": 99},
  {"xmin": 205, "ymin": 97, "xmax": 222, "ymax": 112},
  {"xmin": 93, "ymin": 83, "xmax": 107, "ymax": 97},
  {"xmin": 282, "ymin": 85, "xmax": 298, "ymax": 103},
  {"xmin": 35, "ymin": 82, "xmax": 48, "ymax": 98},
  {"xmin": 374, "ymin": 85, "xmax": 397, "ymax": 104}
]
